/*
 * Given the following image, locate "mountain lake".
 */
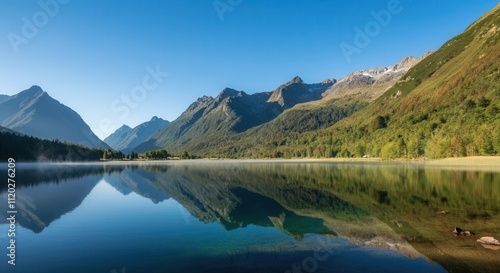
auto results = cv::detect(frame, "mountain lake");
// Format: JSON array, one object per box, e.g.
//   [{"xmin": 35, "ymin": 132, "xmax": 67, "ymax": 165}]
[{"xmin": 0, "ymin": 161, "xmax": 499, "ymax": 273}]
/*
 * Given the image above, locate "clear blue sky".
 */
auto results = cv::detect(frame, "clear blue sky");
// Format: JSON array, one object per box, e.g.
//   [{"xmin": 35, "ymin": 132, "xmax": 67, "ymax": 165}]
[{"xmin": 0, "ymin": 0, "xmax": 498, "ymax": 139}]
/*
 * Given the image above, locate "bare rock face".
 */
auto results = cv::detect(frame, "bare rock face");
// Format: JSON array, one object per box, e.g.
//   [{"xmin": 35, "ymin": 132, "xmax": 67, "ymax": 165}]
[
  {"xmin": 322, "ymin": 51, "xmax": 434, "ymax": 100},
  {"xmin": 267, "ymin": 76, "xmax": 334, "ymax": 108}
]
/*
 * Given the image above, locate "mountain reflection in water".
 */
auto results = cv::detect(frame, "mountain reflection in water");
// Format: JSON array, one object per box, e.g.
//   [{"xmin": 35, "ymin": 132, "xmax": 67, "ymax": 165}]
[{"xmin": 1, "ymin": 162, "xmax": 498, "ymax": 273}]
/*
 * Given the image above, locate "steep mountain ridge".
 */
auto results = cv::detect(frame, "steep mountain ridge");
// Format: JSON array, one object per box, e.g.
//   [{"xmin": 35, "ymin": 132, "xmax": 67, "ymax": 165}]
[
  {"xmin": 0, "ymin": 86, "xmax": 109, "ymax": 149},
  {"xmin": 267, "ymin": 76, "xmax": 334, "ymax": 108},
  {"xmin": 134, "ymin": 77, "xmax": 334, "ymax": 152}
]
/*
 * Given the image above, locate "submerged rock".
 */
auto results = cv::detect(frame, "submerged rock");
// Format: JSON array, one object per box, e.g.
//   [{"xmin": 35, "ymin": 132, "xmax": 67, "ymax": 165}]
[
  {"xmin": 453, "ymin": 227, "xmax": 462, "ymax": 234},
  {"xmin": 480, "ymin": 244, "xmax": 500, "ymax": 250},
  {"xmin": 452, "ymin": 227, "xmax": 474, "ymax": 236},
  {"xmin": 477, "ymin": 237, "xmax": 500, "ymax": 246},
  {"xmin": 463, "ymin": 231, "xmax": 474, "ymax": 236}
]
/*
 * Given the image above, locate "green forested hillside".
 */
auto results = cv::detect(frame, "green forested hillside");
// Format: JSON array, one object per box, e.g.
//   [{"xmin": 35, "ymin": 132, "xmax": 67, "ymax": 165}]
[
  {"xmin": 308, "ymin": 5, "xmax": 500, "ymax": 159},
  {"xmin": 0, "ymin": 132, "xmax": 104, "ymax": 161},
  {"xmin": 200, "ymin": 5, "xmax": 500, "ymax": 159},
  {"xmin": 179, "ymin": 98, "xmax": 368, "ymax": 158}
]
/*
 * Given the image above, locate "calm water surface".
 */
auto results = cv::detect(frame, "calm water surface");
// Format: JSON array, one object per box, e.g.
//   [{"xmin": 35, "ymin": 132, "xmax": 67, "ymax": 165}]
[{"xmin": 0, "ymin": 162, "xmax": 498, "ymax": 273}]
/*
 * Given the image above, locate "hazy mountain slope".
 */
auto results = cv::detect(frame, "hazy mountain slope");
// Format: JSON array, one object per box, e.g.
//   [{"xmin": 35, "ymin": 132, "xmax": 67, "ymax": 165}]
[
  {"xmin": 103, "ymin": 125, "xmax": 132, "ymax": 149},
  {"xmin": 120, "ymin": 117, "xmax": 169, "ymax": 153},
  {"xmin": 0, "ymin": 95, "xmax": 9, "ymax": 104},
  {"xmin": 0, "ymin": 86, "xmax": 109, "ymax": 149},
  {"xmin": 279, "ymin": 5, "xmax": 500, "ymax": 159},
  {"xmin": 104, "ymin": 117, "xmax": 169, "ymax": 153}
]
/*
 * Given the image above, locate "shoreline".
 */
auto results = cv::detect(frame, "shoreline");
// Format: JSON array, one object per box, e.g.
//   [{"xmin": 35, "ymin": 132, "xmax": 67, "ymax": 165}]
[
  {"xmin": 102, "ymin": 156, "xmax": 500, "ymax": 169},
  {"xmin": 10, "ymin": 156, "xmax": 500, "ymax": 167}
]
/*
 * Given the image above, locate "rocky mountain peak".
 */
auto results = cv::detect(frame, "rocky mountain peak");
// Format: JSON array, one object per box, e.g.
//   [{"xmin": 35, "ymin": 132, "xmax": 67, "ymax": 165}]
[
  {"xmin": 27, "ymin": 85, "xmax": 44, "ymax": 94},
  {"xmin": 15, "ymin": 85, "xmax": 45, "ymax": 100},
  {"xmin": 0, "ymin": 85, "xmax": 110, "ymax": 148},
  {"xmin": 287, "ymin": 76, "xmax": 304, "ymax": 85},
  {"xmin": 216, "ymin": 88, "xmax": 243, "ymax": 101},
  {"xmin": 334, "ymin": 53, "xmax": 429, "ymax": 85},
  {"xmin": 322, "ymin": 52, "xmax": 433, "ymax": 99},
  {"xmin": 185, "ymin": 96, "xmax": 214, "ymax": 112},
  {"xmin": 390, "ymin": 56, "xmax": 418, "ymax": 71},
  {"xmin": 322, "ymin": 79, "xmax": 337, "ymax": 85},
  {"xmin": 118, "ymin": 124, "xmax": 132, "ymax": 131}
]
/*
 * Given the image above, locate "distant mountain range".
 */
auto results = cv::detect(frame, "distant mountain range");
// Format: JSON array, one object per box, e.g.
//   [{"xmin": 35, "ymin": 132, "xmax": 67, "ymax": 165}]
[
  {"xmin": 135, "ymin": 4, "xmax": 500, "ymax": 158},
  {"xmin": 133, "ymin": 76, "xmax": 336, "ymax": 153},
  {"xmin": 0, "ymin": 86, "xmax": 109, "ymax": 149},
  {"xmin": 103, "ymin": 125, "xmax": 132, "ymax": 148},
  {"xmin": 3, "ymin": 4, "xmax": 499, "ymax": 160},
  {"xmin": 104, "ymin": 116, "xmax": 169, "ymax": 153},
  {"xmin": 132, "ymin": 53, "xmax": 425, "ymax": 155}
]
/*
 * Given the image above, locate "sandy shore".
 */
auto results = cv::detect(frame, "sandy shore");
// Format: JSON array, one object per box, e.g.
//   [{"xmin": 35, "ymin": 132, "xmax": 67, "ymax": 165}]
[
  {"xmin": 422, "ymin": 156, "xmax": 500, "ymax": 166},
  {"xmin": 64, "ymin": 156, "xmax": 500, "ymax": 170},
  {"xmin": 196, "ymin": 156, "xmax": 500, "ymax": 166}
]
